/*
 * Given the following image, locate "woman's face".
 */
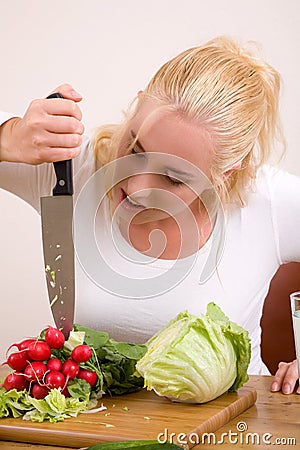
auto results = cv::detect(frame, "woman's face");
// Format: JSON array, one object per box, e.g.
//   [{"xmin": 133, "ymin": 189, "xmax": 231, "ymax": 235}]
[{"xmin": 111, "ymin": 99, "xmax": 214, "ymax": 226}]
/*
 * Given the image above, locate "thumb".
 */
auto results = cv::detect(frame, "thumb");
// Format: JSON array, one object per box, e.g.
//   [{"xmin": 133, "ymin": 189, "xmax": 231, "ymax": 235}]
[{"xmin": 49, "ymin": 83, "xmax": 83, "ymax": 102}]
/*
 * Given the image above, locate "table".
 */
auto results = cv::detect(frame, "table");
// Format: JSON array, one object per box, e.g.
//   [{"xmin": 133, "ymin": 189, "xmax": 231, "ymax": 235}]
[{"xmin": 0, "ymin": 376, "xmax": 299, "ymax": 449}]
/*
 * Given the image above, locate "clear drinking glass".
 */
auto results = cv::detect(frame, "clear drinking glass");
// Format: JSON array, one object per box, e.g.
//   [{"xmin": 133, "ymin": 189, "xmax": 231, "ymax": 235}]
[{"xmin": 290, "ymin": 291, "xmax": 300, "ymax": 377}]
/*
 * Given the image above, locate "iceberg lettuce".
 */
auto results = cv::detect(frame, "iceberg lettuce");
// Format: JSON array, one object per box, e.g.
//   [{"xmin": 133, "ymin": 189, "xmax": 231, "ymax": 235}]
[{"xmin": 136, "ymin": 303, "xmax": 251, "ymax": 403}]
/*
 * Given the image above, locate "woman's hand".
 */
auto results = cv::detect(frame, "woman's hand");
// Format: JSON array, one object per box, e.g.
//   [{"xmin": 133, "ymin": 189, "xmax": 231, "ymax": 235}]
[
  {"xmin": 0, "ymin": 83, "xmax": 84, "ymax": 164},
  {"xmin": 271, "ymin": 359, "xmax": 300, "ymax": 394}
]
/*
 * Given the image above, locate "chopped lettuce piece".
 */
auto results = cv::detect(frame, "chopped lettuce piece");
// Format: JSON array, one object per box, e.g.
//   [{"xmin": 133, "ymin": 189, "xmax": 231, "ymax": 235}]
[
  {"xmin": 0, "ymin": 388, "xmax": 32, "ymax": 418},
  {"xmin": 23, "ymin": 388, "xmax": 88, "ymax": 422}
]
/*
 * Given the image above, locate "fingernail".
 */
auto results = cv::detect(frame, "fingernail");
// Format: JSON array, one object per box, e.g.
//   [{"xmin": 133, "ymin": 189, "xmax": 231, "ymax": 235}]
[
  {"xmin": 271, "ymin": 382, "xmax": 279, "ymax": 392},
  {"xmin": 283, "ymin": 383, "xmax": 292, "ymax": 394},
  {"xmin": 71, "ymin": 89, "xmax": 82, "ymax": 98}
]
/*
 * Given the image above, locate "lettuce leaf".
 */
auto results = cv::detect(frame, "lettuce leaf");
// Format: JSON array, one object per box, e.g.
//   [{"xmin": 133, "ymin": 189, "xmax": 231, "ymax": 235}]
[
  {"xmin": 0, "ymin": 388, "xmax": 32, "ymax": 418},
  {"xmin": 136, "ymin": 303, "xmax": 251, "ymax": 403},
  {"xmin": 206, "ymin": 302, "xmax": 251, "ymax": 391},
  {"xmin": 23, "ymin": 388, "xmax": 88, "ymax": 422},
  {"xmin": 0, "ymin": 327, "xmax": 147, "ymax": 423}
]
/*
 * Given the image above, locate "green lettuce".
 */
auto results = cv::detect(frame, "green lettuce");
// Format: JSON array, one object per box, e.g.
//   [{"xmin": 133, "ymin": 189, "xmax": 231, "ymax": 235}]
[
  {"xmin": 0, "ymin": 388, "xmax": 32, "ymax": 418},
  {"xmin": 23, "ymin": 388, "xmax": 89, "ymax": 422},
  {"xmin": 136, "ymin": 302, "xmax": 251, "ymax": 403},
  {"xmin": 0, "ymin": 327, "xmax": 147, "ymax": 423},
  {"xmin": 73, "ymin": 324, "xmax": 147, "ymax": 395}
]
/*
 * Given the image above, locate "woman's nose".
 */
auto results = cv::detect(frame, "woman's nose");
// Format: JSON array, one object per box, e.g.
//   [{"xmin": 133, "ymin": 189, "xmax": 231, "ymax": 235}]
[{"xmin": 126, "ymin": 173, "xmax": 155, "ymax": 199}]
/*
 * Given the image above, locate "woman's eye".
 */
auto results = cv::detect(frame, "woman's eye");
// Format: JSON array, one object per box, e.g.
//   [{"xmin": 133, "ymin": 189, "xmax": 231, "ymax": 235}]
[
  {"xmin": 130, "ymin": 147, "xmax": 144, "ymax": 157},
  {"xmin": 166, "ymin": 175, "xmax": 184, "ymax": 186}
]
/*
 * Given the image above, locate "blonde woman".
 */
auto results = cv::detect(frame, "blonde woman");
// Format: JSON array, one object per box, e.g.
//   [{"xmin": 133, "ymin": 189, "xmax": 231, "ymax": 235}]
[{"xmin": 0, "ymin": 36, "xmax": 299, "ymax": 394}]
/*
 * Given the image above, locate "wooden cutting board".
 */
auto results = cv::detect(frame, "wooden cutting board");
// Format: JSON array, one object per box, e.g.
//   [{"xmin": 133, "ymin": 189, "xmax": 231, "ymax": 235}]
[{"xmin": 0, "ymin": 385, "xmax": 256, "ymax": 449}]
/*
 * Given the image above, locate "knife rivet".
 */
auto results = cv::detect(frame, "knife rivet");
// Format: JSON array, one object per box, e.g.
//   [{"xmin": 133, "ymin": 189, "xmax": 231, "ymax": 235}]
[{"xmin": 59, "ymin": 180, "xmax": 65, "ymax": 186}]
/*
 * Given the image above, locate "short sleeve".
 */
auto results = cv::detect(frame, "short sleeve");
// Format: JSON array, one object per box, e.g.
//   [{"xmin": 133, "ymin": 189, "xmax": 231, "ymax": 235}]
[{"xmin": 268, "ymin": 166, "xmax": 300, "ymax": 263}]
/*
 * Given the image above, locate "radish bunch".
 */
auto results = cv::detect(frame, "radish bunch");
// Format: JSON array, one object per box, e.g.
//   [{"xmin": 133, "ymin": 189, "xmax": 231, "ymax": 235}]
[{"xmin": 1, "ymin": 326, "xmax": 98, "ymax": 399}]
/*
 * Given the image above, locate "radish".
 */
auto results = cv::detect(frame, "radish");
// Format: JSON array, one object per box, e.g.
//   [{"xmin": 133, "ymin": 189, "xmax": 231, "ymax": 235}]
[
  {"xmin": 27, "ymin": 341, "xmax": 51, "ymax": 361},
  {"xmin": 3, "ymin": 373, "xmax": 29, "ymax": 391},
  {"xmin": 62, "ymin": 360, "xmax": 79, "ymax": 380},
  {"xmin": 71, "ymin": 345, "xmax": 92, "ymax": 363},
  {"xmin": 45, "ymin": 371, "xmax": 66, "ymax": 389},
  {"xmin": 24, "ymin": 362, "xmax": 47, "ymax": 382},
  {"xmin": 77, "ymin": 369, "xmax": 98, "ymax": 387},
  {"xmin": 31, "ymin": 383, "xmax": 49, "ymax": 399},
  {"xmin": 45, "ymin": 327, "xmax": 65, "ymax": 349},
  {"xmin": 4, "ymin": 351, "xmax": 28, "ymax": 371},
  {"xmin": 47, "ymin": 357, "xmax": 62, "ymax": 372},
  {"xmin": 7, "ymin": 338, "xmax": 36, "ymax": 353},
  {"xmin": 61, "ymin": 385, "xmax": 70, "ymax": 397}
]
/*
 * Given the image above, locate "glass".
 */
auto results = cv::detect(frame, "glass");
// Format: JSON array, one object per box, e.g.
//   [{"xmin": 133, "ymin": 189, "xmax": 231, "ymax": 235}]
[{"xmin": 290, "ymin": 291, "xmax": 300, "ymax": 377}]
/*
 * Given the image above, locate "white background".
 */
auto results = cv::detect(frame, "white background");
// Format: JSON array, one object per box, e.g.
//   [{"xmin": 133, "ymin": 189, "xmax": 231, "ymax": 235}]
[{"xmin": 0, "ymin": 0, "xmax": 299, "ymax": 360}]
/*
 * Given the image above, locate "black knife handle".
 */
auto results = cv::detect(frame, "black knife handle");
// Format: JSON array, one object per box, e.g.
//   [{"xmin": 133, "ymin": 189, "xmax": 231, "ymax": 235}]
[
  {"xmin": 47, "ymin": 93, "xmax": 74, "ymax": 196},
  {"xmin": 52, "ymin": 159, "xmax": 73, "ymax": 196}
]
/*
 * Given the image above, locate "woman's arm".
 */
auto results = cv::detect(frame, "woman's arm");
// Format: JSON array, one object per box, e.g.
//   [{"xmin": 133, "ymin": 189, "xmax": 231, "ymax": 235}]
[{"xmin": 0, "ymin": 84, "xmax": 84, "ymax": 164}]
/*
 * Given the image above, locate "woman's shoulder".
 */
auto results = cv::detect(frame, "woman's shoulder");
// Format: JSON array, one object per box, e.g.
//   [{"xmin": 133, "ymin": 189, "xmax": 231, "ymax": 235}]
[
  {"xmin": 243, "ymin": 164, "xmax": 300, "ymax": 220},
  {"xmin": 232, "ymin": 164, "xmax": 300, "ymax": 212},
  {"xmin": 255, "ymin": 166, "xmax": 300, "ymax": 264},
  {"xmin": 255, "ymin": 164, "xmax": 300, "ymax": 194}
]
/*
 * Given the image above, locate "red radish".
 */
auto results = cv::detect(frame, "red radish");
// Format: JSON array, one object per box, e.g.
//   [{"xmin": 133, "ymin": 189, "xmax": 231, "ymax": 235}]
[
  {"xmin": 45, "ymin": 371, "xmax": 65, "ymax": 389},
  {"xmin": 77, "ymin": 369, "xmax": 98, "ymax": 387},
  {"xmin": 31, "ymin": 383, "xmax": 49, "ymax": 399},
  {"xmin": 27, "ymin": 341, "xmax": 51, "ymax": 361},
  {"xmin": 3, "ymin": 373, "xmax": 29, "ymax": 391},
  {"xmin": 24, "ymin": 362, "xmax": 47, "ymax": 382},
  {"xmin": 62, "ymin": 360, "xmax": 79, "ymax": 379},
  {"xmin": 45, "ymin": 327, "xmax": 65, "ymax": 349},
  {"xmin": 7, "ymin": 338, "xmax": 36, "ymax": 353},
  {"xmin": 71, "ymin": 345, "xmax": 92, "ymax": 363},
  {"xmin": 4, "ymin": 351, "xmax": 28, "ymax": 371},
  {"xmin": 47, "ymin": 357, "xmax": 62, "ymax": 372},
  {"xmin": 61, "ymin": 385, "xmax": 70, "ymax": 397},
  {"xmin": 18, "ymin": 339, "xmax": 37, "ymax": 351}
]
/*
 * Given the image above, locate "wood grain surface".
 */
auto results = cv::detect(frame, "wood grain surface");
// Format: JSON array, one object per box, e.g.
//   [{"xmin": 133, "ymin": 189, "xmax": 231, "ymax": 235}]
[
  {"xmin": 1, "ymin": 376, "xmax": 300, "ymax": 450},
  {"xmin": 0, "ymin": 384, "xmax": 256, "ymax": 449}
]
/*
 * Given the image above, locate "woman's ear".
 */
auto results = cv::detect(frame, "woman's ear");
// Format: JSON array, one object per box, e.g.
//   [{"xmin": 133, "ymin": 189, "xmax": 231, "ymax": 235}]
[
  {"xmin": 224, "ymin": 162, "xmax": 242, "ymax": 176},
  {"xmin": 137, "ymin": 90, "xmax": 144, "ymax": 98}
]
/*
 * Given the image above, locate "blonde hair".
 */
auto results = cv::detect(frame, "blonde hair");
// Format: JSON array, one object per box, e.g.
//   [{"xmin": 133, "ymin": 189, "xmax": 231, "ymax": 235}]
[{"xmin": 94, "ymin": 36, "xmax": 285, "ymax": 206}]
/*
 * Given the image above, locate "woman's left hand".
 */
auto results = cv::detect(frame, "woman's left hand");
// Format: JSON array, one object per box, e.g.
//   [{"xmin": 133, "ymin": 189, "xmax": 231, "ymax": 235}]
[{"xmin": 271, "ymin": 359, "xmax": 300, "ymax": 394}]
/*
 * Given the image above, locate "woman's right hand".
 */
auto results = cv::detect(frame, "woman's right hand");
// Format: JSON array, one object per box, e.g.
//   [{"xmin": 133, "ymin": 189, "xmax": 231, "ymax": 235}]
[{"xmin": 0, "ymin": 83, "xmax": 84, "ymax": 164}]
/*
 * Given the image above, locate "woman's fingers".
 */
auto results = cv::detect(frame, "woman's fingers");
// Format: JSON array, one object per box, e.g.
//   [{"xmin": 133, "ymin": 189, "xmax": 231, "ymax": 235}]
[
  {"xmin": 48, "ymin": 83, "xmax": 83, "ymax": 102},
  {"xmin": 7, "ymin": 86, "xmax": 84, "ymax": 164},
  {"xmin": 0, "ymin": 83, "xmax": 84, "ymax": 164},
  {"xmin": 37, "ymin": 145, "xmax": 82, "ymax": 163},
  {"xmin": 42, "ymin": 97, "xmax": 83, "ymax": 121},
  {"xmin": 271, "ymin": 360, "xmax": 299, "ymax": 394},
  {"xmin": 28, "ymin": 97, "xmax": 83, "ymax": 123},
  {"xmin": 27, "ymin": 108, "xmax": 84, "ymax": 137}
]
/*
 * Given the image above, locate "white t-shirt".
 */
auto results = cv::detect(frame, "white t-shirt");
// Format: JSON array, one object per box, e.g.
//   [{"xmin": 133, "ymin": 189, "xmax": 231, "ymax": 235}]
[{"xmin": 1, "ymin": 123, "xmax": 300, "ymax": 375}]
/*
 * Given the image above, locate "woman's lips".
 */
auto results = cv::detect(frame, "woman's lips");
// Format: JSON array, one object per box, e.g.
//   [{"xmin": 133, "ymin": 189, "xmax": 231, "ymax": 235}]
[{"xmin": 119, "ymin": 188, "xmax": 146, "ymax": 212}]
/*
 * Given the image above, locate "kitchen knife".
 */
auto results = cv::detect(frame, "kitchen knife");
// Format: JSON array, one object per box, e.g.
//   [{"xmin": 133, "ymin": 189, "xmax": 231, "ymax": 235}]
[{"xmin": 40, "ymin": 92, "xmax": 75, "ymax": 338}]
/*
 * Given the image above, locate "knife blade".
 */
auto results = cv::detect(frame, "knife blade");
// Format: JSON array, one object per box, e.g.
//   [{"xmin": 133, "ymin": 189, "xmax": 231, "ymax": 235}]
[{"xmin": 40, "ymin": 92, "xmax": 75, "ymax": 339}]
